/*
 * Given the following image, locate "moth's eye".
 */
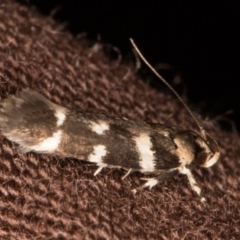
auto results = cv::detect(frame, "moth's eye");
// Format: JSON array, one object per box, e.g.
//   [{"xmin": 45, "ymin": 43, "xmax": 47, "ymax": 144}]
[{"xmin": 195, "ymin": 152, "xmax": 209, "ymax": 166}]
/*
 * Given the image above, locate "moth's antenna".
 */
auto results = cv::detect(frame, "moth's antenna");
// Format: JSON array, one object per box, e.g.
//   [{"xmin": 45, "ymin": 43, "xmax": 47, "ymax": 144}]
[{"xmin": 130, "ymin": 38, "xmax": 206, "ymax": 139}]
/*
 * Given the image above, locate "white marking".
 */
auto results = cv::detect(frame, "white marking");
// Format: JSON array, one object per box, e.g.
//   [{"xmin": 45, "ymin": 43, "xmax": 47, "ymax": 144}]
[
  {"xmin": 90, "ymin": 121, "xmax": 109, "ymax": 135},
  {"xmin": 88, "ymin": 145, "xmax": 107, "ymax": 163},
  {"xmin": 173, "ymin": 137, "xmax": 194, "ymax": 165},
  {"xmin": 31, "ymin": 130, "xmax": 62, "ymax": 153},
  {"xmin": 202, "ymin": 151, "xmax": 220, "ymax": 168},
  {"xmin": 178, "ymin": 166, "xmax": 205, "ymax": 201},
  {"xmin": 134, "ymin": 133, "xmax": 155, "ymax": 171},
  {"xmin": 55, "ymin": 110, "xmax": 66, "ymax": 126}
]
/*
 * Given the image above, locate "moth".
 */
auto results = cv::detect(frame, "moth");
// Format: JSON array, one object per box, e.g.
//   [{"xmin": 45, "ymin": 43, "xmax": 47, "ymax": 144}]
[{"xmin": 0, "ymin": 39, "xmax": 220, "ymax": 202}]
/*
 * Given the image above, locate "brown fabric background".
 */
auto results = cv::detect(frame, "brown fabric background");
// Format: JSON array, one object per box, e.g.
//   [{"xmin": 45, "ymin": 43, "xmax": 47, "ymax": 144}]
[{"xmin": 0, "ymin": 1, "xmax": 239, "ymax": 239}]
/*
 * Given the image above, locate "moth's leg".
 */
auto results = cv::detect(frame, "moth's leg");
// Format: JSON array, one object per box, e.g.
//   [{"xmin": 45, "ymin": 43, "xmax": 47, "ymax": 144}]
[
  {"xmin": 94, "ymin": 167, "xmax": 104, "ymax": 176},
  {"xmin": 178, "ymin": 166, "xmax": 206, "ymax": 203},
  {"xmin": 94, "ymin": 163, "xmax": 107, "ymax": 176},
  {"xmin": 132, "ymin": 170, "xmax": 178, "ymax": 194},
  {"xmin": 132, "ymin": 178, "xmax": 158, "ymax": 194},
  {"xmin": 122, "ymin": 169, "xmax": 132, "ymax": 179}
]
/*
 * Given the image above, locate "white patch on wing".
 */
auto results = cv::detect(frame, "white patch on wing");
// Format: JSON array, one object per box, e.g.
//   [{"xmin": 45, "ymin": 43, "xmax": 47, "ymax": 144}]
[
  {"xmin": 55, "ymin": 110, "xmax": 66, "ymax": 126},
  {"xmin": 88, "ymin": 145, "xmax": 107, "ymax": 163},
  {"xmin": 90, "ymin": 121, "xmax": 109, "ymax": 135},
  {"xmin": 134, "ymin": 133, "xmax": 155, "ymax": 171},
  {"xmin": 31, "ymin": 130, "xmax": 62, "ymax": 153}
]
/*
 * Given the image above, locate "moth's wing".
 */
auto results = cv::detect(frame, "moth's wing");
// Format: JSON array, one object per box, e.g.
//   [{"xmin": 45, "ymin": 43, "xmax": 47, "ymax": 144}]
[{"xmin": 0, "ymin": 89, "xmax": 66, "ymax": 151}]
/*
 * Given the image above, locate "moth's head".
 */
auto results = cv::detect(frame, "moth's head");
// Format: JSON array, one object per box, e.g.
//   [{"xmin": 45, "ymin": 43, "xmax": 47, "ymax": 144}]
[{"xmin": 194, "ymin": 133, "xmax": 220, "ymax": 168}]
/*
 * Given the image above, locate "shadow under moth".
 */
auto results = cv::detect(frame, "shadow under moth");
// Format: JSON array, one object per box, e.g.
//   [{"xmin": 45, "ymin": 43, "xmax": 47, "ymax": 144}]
[{"xmin": 0, "ymin": 39, "xmax": 220, "ymax": 203}]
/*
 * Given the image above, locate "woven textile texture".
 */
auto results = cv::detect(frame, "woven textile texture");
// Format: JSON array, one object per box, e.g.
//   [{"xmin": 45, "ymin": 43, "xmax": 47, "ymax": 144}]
[{"xmin": 0, "ymin": 1, "xmax": 239, "ymax": 239}]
